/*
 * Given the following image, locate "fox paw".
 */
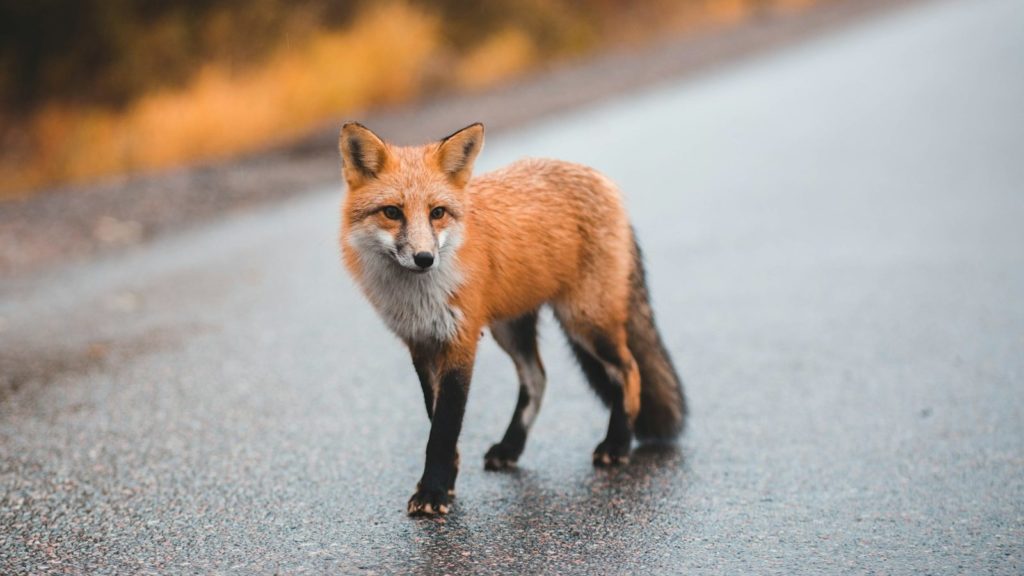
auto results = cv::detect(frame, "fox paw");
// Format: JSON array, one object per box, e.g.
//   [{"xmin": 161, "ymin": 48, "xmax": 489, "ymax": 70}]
[
  {"xmin": 592, "ymin": 440, "xmax": 630, "ymax": 467},
  {"xmin": 483, "ymin": 443, "xmax": 521, "ymax": 471},
  {"xmin": 407, "ymin": 487, "xmax": 451, "ymax": 516}
]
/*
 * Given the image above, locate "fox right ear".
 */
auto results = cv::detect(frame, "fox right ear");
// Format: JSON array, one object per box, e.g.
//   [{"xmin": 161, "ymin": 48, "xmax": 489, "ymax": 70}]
[
  {"xmin": 435, "ymin": 123, "xmax": 484, "ymax": 187},
  {"xmin": 339, "ymin": 122, "xmax": 389, "ymax": 188}
]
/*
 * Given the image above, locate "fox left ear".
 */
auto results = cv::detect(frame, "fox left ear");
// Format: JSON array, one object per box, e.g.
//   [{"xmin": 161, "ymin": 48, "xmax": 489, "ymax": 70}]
[
  {"xmin": 436, "ymin": 123, "xmax": 484, "ymax": 186},
  {"xmin": 339, "ymin": 122, "xmax": 389, "ymax": 189}
]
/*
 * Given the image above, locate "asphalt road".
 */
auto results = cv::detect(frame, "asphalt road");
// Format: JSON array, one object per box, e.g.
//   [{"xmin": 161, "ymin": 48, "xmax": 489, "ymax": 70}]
[{"xmin": 2, "ymin": 0, "xmax": 1023, "ymax": 573}]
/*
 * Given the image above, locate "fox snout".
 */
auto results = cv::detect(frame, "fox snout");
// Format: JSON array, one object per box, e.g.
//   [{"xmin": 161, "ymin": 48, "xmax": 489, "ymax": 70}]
[
  {"xmin": 394, "ymin": 244, "xmax": 437, "ymax": 273},
  {"xmin": 395, "ymin": 246, "xmax": 436, "ymax": 271},
  {"xmin": 412, "ymin": 252, "xmax": 434, "ymax": 269},
  {"xmin": 395, "ymin": 223, "xmax": 438, "ymax": 272}
]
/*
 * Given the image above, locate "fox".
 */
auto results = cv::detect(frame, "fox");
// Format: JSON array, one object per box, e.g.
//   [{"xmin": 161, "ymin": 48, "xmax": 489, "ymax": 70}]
[{"xmin": 338, "ymin": 121, "xmax": 686, "ymax": 516}]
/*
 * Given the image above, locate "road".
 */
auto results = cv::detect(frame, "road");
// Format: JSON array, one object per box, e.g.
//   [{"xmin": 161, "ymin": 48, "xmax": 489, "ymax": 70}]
[{"xmin": 2, "ymin": 0, "xmax": 1023, "ymax": 573}]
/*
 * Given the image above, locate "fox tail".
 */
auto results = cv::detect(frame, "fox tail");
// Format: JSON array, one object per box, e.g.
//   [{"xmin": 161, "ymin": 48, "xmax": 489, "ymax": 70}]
[{"xmin": 627, "ymin": 233, "xmax": 688, "ymax": 441}]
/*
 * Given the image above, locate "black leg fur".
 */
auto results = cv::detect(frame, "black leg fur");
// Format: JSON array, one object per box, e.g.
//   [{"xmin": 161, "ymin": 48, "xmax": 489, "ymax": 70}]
[
  {"xmin": 408, "ymin": 365, "xmax": 470, "ymax": 515},
  {"xmin": 486, "ymin": 312, "xmax": 545, "ymax": 470},
  {"xmin": 485, "ymin": 384, "xmax": 530, "ymax": 470},
  {"xmin": 568, "ymin": 341, "xmax": 633, "ymax": 466},
  {"xmin": 410, "ymin": 352, "xmax": 436, "ymax": 420}
]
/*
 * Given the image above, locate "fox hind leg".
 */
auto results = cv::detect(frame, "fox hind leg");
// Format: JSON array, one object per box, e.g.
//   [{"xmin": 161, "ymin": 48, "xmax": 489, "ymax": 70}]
[
  {"xmin": 485, "ymin": 311, "xmax": 546, "ymax": 471},
  {"xmin": 558, "ymin": 313, "xmax": 640, "ymax": 467}
]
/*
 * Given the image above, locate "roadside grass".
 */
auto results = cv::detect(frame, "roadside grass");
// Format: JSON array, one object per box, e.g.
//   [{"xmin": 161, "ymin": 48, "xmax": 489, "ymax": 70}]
[
  {"xmin": 0, "ymin": 0, "xmax": 821, "ymax": 199},
  {"xmin": 0, "ymin": 3, "xmax": 439, "ymax": 198}
]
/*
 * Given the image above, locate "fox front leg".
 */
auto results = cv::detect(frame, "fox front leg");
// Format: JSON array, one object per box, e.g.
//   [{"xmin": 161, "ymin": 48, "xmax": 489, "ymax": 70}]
[
  {"xmin": 407, "ymin": 360, "xmax": 473, "ymax": 516},
  {"xmin": 409, "ymin": 346, "xmax": 460, "ymax": 500},
  {"xmin": 410, "ymin": 346, "xmax": 438, "ymax": 420}
]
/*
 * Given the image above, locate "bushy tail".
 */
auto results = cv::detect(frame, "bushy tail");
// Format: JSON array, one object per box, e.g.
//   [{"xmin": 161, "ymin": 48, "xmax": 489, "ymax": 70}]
[{"xmin": 628, "ymin": 234, "xmax": 687, "ymax": 441}]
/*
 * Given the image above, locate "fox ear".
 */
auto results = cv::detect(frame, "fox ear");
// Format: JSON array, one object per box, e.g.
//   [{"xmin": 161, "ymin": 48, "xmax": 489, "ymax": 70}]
[
  {"xmin": 339, "ymin": 122, "xmax": 389, "ymax": 188},
  {"xmin": 436, "ymin": 123, "xmax": 484, "ymax": 186}
]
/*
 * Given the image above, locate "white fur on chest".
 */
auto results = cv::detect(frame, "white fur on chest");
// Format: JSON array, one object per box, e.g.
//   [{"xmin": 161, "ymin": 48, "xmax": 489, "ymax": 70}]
[{"xmin": 349, "ymin": 237, "xmax": 464, "ymax": 343}]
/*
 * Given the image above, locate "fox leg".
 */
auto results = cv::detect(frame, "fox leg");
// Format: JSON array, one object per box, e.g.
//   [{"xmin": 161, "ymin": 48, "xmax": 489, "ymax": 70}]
[
  {"xmin": 557, "ymin": 310, "xmax": 640, "ymax": 466},
  {"xmin": 407, "ymin": 334, "xmax": 477, "ymax": 516},
  {"xmin": 409, "ymin": 346, "xmax": 438, "ymax": 419},
  {"xmin": 484, "ymin": 311, "xmax": 546, "ymax": 471},
  {"xmin": 409, "ymin": 346, "xmax": 462, "ymax": 496}
]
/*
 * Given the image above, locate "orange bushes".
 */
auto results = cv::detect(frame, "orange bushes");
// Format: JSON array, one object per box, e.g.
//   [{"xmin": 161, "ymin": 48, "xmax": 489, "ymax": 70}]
[
  {"xmin": 0, "ymin": 3, "xmax": 440, "ymax": 197},
  {"xmin": 0, "ymin": 0, "xmax": 821, "ymax": 197}
]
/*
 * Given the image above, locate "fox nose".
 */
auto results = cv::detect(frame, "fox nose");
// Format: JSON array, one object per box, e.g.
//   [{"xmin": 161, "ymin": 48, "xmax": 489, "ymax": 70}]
[{"xmin": 413, "ymin": 252, "xmax": 434, "ymax": 269}]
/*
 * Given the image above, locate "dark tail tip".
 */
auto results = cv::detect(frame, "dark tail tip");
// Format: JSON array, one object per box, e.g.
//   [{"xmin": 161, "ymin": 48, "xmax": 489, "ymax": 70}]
[
  {"xmin": 628, "ymin": 233, "xmax": 687, "ymax": 442},
  {"xmin": 632, "ymin": 339, "xmax": 687, "ymax": 441}
]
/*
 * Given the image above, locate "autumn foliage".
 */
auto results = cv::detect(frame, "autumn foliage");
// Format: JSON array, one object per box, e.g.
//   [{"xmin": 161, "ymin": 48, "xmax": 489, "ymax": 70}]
[{"xmin": 0, "ymin": 0, "xmax": 816, "ymax": 197}]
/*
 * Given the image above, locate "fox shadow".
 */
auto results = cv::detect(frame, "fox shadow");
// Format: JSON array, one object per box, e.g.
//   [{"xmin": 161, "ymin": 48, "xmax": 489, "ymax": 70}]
[{"xmin": 410, "ymin": 442, "xmax": 690, "ymax": 574}]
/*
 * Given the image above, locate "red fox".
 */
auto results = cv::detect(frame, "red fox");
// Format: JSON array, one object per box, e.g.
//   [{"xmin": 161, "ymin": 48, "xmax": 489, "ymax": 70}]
[{"xmin": 339, "ymin": 122, "xmax": 686, "ymax": 516}]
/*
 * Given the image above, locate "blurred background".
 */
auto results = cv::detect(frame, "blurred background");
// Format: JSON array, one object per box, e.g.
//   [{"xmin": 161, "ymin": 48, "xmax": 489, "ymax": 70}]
[
  {"xmin": 0, "ymin": 0, "xmax": 814, "ymax": 198},
  {"xmin": 2, "ymin": 0, "xmax": 1023, "ymax": 572}
]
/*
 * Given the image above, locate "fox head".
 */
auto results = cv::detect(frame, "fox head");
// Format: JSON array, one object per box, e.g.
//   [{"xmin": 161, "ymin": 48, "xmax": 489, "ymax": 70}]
[{"xmin": 339, "ymin": 122, "xmax": 484, "ymax": 274}]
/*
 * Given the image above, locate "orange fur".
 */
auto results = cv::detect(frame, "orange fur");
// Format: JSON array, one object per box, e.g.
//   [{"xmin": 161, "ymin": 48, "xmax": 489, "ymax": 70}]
[
  {"xmin": 337, "ymin": 122, "xmax": 681, "ymax": 515},
  {"xmin": 339, "ymin": 123, "xmax": 639, "ymax": 412}
]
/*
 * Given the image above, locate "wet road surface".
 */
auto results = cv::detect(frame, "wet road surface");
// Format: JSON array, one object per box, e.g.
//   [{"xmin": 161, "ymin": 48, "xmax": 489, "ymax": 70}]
[{"xmin": 2, "ymin": 0, "xmax": 1023, "ymax": 573}]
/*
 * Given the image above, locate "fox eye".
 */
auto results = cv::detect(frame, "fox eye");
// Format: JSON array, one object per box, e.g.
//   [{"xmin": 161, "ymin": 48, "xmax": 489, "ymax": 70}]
[
  {"xmin": 382, "ymin": 206, "xmax": 402, "ymax": 220},
  {"xmin": 430, "ymin": 207, "xmax": 446, "ymax": 220}
]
